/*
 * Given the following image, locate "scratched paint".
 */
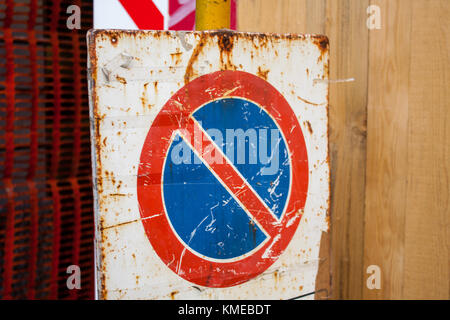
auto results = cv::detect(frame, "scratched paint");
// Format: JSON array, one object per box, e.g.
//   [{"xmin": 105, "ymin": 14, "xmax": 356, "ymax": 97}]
[{"xmin": 87, "ymin": 30, "xmax": 329, "ymax": 300}]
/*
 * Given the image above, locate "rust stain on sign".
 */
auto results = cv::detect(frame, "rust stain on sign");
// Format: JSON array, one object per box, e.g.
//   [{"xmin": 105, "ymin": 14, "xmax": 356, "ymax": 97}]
[
  {"xmin": 184, "ymin": 35, "xmax": 207, "ymax": 84},
  {"xmin": 88, "ymin": 29, "xmax": 330, "ymax": 300},
  {"xmin": 257, "ymin": 66, "xmax": 270, "ymax": 80}
]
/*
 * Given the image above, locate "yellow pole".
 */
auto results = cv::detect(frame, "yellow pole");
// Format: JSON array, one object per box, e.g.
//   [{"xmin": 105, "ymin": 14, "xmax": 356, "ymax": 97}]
[{"xmin": 195, "ymin": 0, "xmax": 231, "ymax": 31}]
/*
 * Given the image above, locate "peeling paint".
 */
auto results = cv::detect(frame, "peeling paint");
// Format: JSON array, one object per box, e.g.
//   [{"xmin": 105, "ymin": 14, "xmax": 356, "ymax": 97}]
[{"xmin": 87, "ymin": 29, "xmax": 330, "ymax": 300}]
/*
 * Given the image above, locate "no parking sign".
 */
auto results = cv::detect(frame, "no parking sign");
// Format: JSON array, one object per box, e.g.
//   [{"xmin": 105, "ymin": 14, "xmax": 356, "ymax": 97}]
[{"xmin": 88, "ymin": 30, "xmax": 330, "ymax": 299}]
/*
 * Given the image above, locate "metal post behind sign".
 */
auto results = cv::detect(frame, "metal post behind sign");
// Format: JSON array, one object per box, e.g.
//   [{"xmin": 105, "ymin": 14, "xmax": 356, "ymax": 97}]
[{"xmin": 195, "ymin": 0, "xmax": 231, "ymax": 30}]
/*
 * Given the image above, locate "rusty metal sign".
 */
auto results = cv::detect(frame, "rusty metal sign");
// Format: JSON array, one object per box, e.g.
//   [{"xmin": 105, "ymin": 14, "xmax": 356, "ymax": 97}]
[{"xmin": 87, "ymin": 30, "xmax": 329, "ymax": 299}]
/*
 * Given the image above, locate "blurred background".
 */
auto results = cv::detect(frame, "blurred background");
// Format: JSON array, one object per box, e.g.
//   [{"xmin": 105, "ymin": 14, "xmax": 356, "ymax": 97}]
[{"xmin": 0, "ymin": 0, "xmax": 448, "ymax": 299}]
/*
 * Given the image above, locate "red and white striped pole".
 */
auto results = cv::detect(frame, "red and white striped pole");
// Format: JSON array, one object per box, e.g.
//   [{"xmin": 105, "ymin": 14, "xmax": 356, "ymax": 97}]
[{"xmin": 93, "ymin": 0, "xmax": 236, "ymax": 30}]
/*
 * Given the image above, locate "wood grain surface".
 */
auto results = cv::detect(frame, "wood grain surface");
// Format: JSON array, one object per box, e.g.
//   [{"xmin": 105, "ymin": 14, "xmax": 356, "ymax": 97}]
[{"xmin": 237, "ymin": 0, "xmax": 449, "ymax": 299}]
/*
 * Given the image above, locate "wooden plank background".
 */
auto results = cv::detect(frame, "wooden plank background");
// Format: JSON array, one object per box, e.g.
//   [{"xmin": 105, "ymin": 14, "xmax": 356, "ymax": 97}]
[{"xmin": 237, "ymin": 0, "xmax": 449, "ymax": 299}]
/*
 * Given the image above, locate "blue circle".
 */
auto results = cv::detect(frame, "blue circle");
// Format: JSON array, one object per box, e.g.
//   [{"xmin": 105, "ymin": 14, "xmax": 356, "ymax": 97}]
[{"xmin": 163, "ymin": 98, "xmax": 290, "ymax": 259}]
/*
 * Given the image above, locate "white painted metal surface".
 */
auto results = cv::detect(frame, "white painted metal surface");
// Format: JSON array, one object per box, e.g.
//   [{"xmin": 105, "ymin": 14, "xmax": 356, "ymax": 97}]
[{"xmin": 87, "ymin": 30, "xmax": 330, "ymax": 300}]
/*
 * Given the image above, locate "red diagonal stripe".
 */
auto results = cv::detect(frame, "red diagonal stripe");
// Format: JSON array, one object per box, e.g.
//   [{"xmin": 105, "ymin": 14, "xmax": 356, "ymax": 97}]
[
  {"xmin": 182, "ymin": 117, "xmax": 281, "ymax": 238},
  {"xmin": 119, "ymin": 0, "xmax": 164, "ymax": 30}
]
